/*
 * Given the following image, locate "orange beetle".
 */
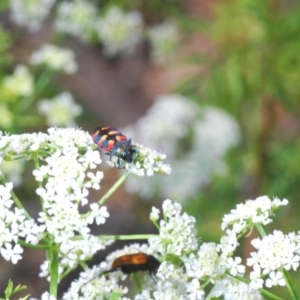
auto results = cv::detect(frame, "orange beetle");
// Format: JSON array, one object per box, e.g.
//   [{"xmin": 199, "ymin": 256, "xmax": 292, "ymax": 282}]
[{"xmin": 103, "ymin": 253, "xmax": 160, "ymax": 276}]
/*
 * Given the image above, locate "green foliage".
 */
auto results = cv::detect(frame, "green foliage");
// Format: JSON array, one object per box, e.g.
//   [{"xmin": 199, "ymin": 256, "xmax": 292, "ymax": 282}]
[
  {"xmin": 0, "ymin": 25, "xmax": 12, "ymax": 72},
  {"xmin": 266, "ymin": 139, "xmax": 300, "ymax": 200},
  {"xmin": 180, "ymin": 0, "xmax": 300, "ymax": 114},
  {"xmin": 109, "ymin": 292, "xmax": 122, "ymax": 300},
  {"xmin": 0, "ymin": 279, "xmax": 30, "ymax": 300},
  {"xmin": 0, "ymin": 0, "xmax": 9, "ymax": 12},
  {"xmin": 176, "ymin": 0, "xmax": 300, "ymax": 203}
]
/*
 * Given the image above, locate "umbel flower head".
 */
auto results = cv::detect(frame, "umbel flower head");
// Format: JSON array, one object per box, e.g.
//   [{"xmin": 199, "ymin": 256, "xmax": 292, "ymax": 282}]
[
  {"xmin": 0, "ymin": 128, "xmax": 112, "ymax": 273},
  {"xmin": 29, "ymin": 44, "xmax": 78, "ymax": 74},
  {"xmin": 96, "ymin": 5, "xmax": 143, "ymax": 57},
  {"xmin": 54, "ymin": 0, "xmax": 98, "ymax": 42},
  {"xmin": 38, "ymin": 92, "xmax": 83, "ymax": 127},
  {"xmin": 124, "ymin": 142, "xmax": 171, "ymax": 176},
  {"xmin": 9, "ymin": 0, "xmax": 55, "ymax": 31}
]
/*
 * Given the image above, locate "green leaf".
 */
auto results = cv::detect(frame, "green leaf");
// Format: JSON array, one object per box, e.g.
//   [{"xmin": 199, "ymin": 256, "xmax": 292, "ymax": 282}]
[{"xmin": 109, "ymin": 291, "xmax": 122, "ymax": 300}]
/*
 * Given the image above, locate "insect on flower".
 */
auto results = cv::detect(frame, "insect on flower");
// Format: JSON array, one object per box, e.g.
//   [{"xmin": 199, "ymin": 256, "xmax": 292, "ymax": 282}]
[
  {"xmin": 82, "ymin": 253, "xmax": 161, "ymax": 289},
  {"xmin": 103, "ymin": 253, "xmax": 161, "ymax": 276},
  {"xmin": 91, "ymin": 126, "xmax": 138, "ymax": 168}
]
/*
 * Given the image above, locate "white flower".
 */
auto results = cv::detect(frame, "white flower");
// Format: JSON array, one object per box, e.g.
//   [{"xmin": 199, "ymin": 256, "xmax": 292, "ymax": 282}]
[
  {"xmin": 182, "ymin": 243, "xmax": 219, "ymax": 279},
  {"xmin": 265, "ymin": 271, "xmax": 285, "ymax": 288},
  {"xmin": 226, "ymin": 256, "xmax": 245, "ymax": 276},
  {"xmin": 54, "ymin": 0, "xmax": 98, "ymax": 42},
  {"xmin": 149, "ymin": 199, "xmax": 198, "ymax": 256},
  {"xmin": 1, "ymin": 243, "xmax": 23, "ymax": 264},
  {"xmin": 150, "ymin": 207, "xmax": 160, "ymax": 222},
  {"xmin": 222, "ymin": 196, "xmax": 289, "ymax": 234},
  {"xmin": 0, "ymin": 182, "xmax": 33, "ymax": 263},
  {"xmin": 186, "ymin": 279, "xmax": 205, "ymax": 300},
  {"xmin": 148, "ymin": 21, "xmax": 179, "ymax": 64},
  {"xmin": 3, "ymin": 65, "xmax": 34, "ymax": 97},
  {"xmin": 9, "ymin": 0, "xmax": 55, "ymax": 31},
  {"xmin": 96, "ymin": 6, "xmax": 143, "ymax": 57},
  {"xmin": 89, "ymin": 203, "xmax": 109, "ymax": 225},
  {"xmin": 249, "ymin": 268, "xmax": 264, "ymax": 289},
  {"xmin": 29, "ymin": 44, "xmax": 78, "ymax": 74},
  {"xmin": 38, "ymin": 92, "xmax": 83, "ymax": 127},
  {"xmin": 18, "ymin": 219, "xmax": 45, "ymax": 245},
  {"xmin": 86, "ymin": 171, "xmax": 103, "ymax": 190},
  {"xmin": 217, "ymin": 229, "xmax": 240, "ymax": 257}
]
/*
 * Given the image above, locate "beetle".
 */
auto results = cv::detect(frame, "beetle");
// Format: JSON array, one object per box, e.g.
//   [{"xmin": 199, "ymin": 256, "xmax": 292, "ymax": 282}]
[
  {"xmin": 102, "ymin": 253, "xmax": 161, "ymax": 277},
  {"xmin": 91, "ymin": 126, "xmax": 138, "ymax": 168},
  {"xmin": 81, "ymin": 253, "xmax": 160, "ymax": 289}
]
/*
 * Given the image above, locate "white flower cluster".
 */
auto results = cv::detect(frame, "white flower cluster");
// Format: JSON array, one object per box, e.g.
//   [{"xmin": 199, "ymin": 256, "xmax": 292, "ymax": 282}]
[
  {"xmin": 38, "ymin": 92, "xmax": 83, "ymax": 127},
  {"xmin": 0, "ymin": 182, "xmax": 40, "ymax": 264},
  {"xmin": 216, "ymin": 196, "xmax": 295, "ymax": 296},
  {"xmin": 54, "ymin": 0, "xmax": 98, "ymax": 42},
  {"xmin": 148, "ymin": 200, "xmax": 262, "ymax": 299},
  {"xmin": 148, "ymin": 21, "xmax": 179, "ymax": 64},
  {"xmin": 9, "ymin": 1, "xmax": 180, "ymax": 62},
  {"xmin": 9, "ymin": 0, "xmax": 55, "ymax": 31},
  {"xmin": 214, "ymin": 278, "xmax": 264, "ymax": 300},
  {"xmin": 122, "ymin": 94, "xmax": 240, "ymax": 201},
  {"xmin": 29, "ymin": 44, "xmax": 78, "ymax": 74},
  {"xmin": 66, "ymin": 200, "xmax": 201, "ymax": 299},
  {"xmin": 149, "ymin": 199, "xmax": 198, "ymax": 255},
  {"xmin": 248, "ymin": 230, "xmax": 300, "ymax": 289},
  {"xmin": 65, "ymin": 197, "xmax": 295, "ymax": 299},
  {"xmin": 63, "ymin": 263, "xmax": 129, "ymax": 300},
  {"xmin": 148, "ymin": 200, "xmax": 256, "ymax": 299},
  {"xmin": 123, "ymin": 143, "xmax": 171, "ymax": 176},
  {"xmin": 222, "ymin": 196, "xmax": 289, "ymax": 234},
  {"xmin": 96, "ymin": 6, "xmax": 143, "ymax": 57},
  {"xmin": 0, "ymin": 128, "xmax": 113, "ymax": 276},
  {"xmin": 2, "ymin": 65, "xmax": 34, "ymax": 98}
]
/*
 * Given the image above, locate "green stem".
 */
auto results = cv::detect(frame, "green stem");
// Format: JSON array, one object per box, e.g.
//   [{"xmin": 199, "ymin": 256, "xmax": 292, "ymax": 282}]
[
  {"xmin": 18, "ymin": 239, "xmax": 48, "ymax": 250},
  {"xmin": 17, "ymin": 68, "xmax": 52, "ymax": 113},
  {"xmin": 282, "ymin": 269, "xmax": 299, "ymax": 300},
  {"xmin": 33, "ymin": 154, "xmax": 43, "ymax": 191},
  {"xmin": 255, "ymin": 223, "xmax": 267, "ymax": 238},
  {"xmin": 133, "ymin": 273, "xmax": 142, "ymax": 293},
  {"xmin": 98, "ymin": 234, "xmax": 158, "ymax": 241},
  {"xmin": 0, "ymin": 174, "xmax": 31, "ymax": 219},
  {"xmin": 98, "ymin": 171, "xmax": 130, "ymax": 206},
  {"xmin": 35, "ymin": 68, "xmax": 53, "ymax": 95},
  {"xmin": 49, "ymin": 247, "xmax": 59, "ymax": 297},
  {"xmin": 61, "ymin": 267, "xmax": 75, "ymax": 280},
  {"xmin": 259, "ymin": 289, "xmax": 286, "ymax": 300},
  {"xmin": 151, "ymin": 220, "xmax": 160, "ymax": 230}
]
